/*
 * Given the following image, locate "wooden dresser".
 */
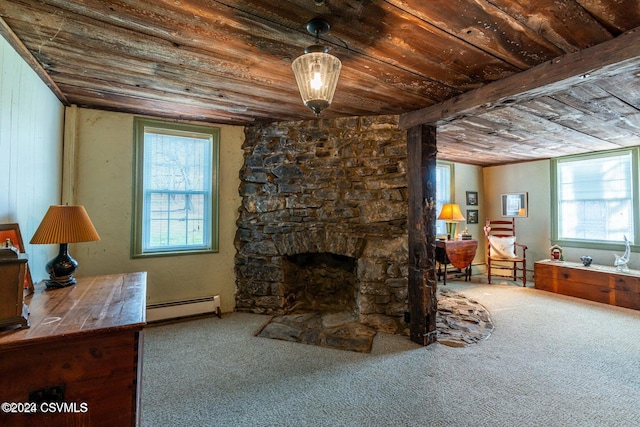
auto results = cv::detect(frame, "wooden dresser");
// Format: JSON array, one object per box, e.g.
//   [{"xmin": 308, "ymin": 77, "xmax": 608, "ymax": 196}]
[
  {"xmin": 534, "ymin": 260, "xmax": 640, "ymax": 310},
  {"xmin": 0, "ymin": 272, "xmax": 147, "ymax": 427}
]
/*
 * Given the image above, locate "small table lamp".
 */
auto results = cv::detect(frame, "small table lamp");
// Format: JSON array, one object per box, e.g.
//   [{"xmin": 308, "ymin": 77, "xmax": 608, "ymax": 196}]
[
  {"xmin": 30, "ymin": 205, "xmax": 100, "ymax": 288},
  {"xmin": 438, "ymin": 203, "xmax": 465, "ymax": 240}
]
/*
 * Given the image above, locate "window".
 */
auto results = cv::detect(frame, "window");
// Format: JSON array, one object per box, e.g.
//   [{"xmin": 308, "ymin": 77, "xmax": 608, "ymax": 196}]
[
  {"xmin": 552, "ymin": 148, "xmax": 637, "ymax": 246},
  {"xmin": 132, "ymin": 118, "xmax": 219, "ymax": 257},
  {"xmin": 435, "ymin": 162, "xmax": 453, "ymax": 236}
]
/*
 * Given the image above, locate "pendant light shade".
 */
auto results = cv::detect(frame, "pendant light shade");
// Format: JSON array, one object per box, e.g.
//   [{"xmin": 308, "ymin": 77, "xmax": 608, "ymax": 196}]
[{"xmin": 292, "ymin": 18, "xmax": 342, "ymax": 115}]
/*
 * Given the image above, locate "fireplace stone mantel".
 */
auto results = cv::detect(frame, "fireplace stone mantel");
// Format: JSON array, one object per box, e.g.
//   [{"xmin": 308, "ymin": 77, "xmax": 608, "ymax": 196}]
[{"xmin": 235, "ymin": 115, "xmax": 411, "ymax": 333}]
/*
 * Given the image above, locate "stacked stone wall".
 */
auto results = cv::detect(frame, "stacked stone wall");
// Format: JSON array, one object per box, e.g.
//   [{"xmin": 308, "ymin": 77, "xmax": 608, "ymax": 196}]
[{"xmin": 235, "ymin": 115, "xmax": 410, "ymax": 333}]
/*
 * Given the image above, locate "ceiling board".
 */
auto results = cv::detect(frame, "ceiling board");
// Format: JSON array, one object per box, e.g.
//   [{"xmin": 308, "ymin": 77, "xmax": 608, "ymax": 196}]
[{"xmin": 1, "ymin": 0, "xmax": 640, "ymax": 166}]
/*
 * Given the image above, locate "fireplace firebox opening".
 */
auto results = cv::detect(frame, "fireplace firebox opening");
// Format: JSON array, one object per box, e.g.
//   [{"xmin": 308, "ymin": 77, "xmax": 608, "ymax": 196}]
[{"xmin": 284, "ymin": 252, "xmax": 358, "ymax": 313}]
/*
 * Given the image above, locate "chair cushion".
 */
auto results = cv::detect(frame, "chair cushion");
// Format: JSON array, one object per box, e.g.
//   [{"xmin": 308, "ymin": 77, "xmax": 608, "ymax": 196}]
[{"xmin": 488, "ymin": 236, "xmax": 517, "ymax": 259}]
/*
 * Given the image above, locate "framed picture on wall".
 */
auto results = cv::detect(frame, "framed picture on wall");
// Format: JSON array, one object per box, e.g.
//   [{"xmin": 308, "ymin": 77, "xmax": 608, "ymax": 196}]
[
  {"xmin": 466, "ymin": 191, "xmax": 478, "ymax": 206},
  {"xmin": 501, "ymin": 192, "xmax": 528, "ymax": 217},
  {"xmin": 467, "ymin": 209, "xmax": 478, "ymax": 224}
]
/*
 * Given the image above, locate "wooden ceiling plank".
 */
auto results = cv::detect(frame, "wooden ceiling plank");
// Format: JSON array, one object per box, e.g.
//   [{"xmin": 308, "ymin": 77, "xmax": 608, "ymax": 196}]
[
  {"xmin": 8, "ymin": 28, "xmax": 428, "ymax": 122},
  {"xmin": 33, "ymin": 0, "xmax": 307, "ymax": 66},
  {"xmin": 31, "ymin": 42, "xmax": 308, "ymax": 108},
  {"xmin": 435, "ymin": 141, "xmax": 528, "ymax": 166},
  {"xmin": 0, "ymin": 16, "xmax": 68, "ymax": 104},
  {"xmin": 37, "ymin": 37, "xmax": 439, "ymax": 118},
  {"xmin": 386, "ymin": 0, "xmax": 565, "ymax": 69},
  {"xmin": 436, "ymin": 127, "xmax": 561, "ymax": 162},
  {"xmin": 54, "ymin": 75, "xmax": 289, "ymax": 117},
  {"xmin": 33, "ymin": 0, "xmax": 483, "ymax": 93},
  {"xmin": 65, "ymin": 90, "xmax": 261, "ymax": 124},
  {"xmin": 330, "ymin": 0, "xmax": 520, "ymax": 83},
  {"xmin": 399, "ymin": 26, "xmax": 640, "ymax": 129},
  {"xmin": 548, "ymin": 87, "xmax": 640, "ymax": 141},
  {"xmin": 193, "ymin": 0, "xmax": 520, "ymax": 87},
  {"xmin": 510, "ymin": 87, "xmax": 640, "ymax": 147},
  {"xmin": 478, "ymin": 107, "xmax": 623, "ymax": 152},
  {"xmin": 55, "ymin": 67, "xmax": 399, "ymax": 123},
  {"xmin": 0, "ymin": 7, "xmax": 296, "ymax": 89},
  {"xmin": 596, "ymin": 73, "xmax": 640, "ymax": 110},
  {"xmin": 439, "ymin": 109, "xmax": 613, "ymax": 160},
  {"xmin": 4, "ymin": 2, "xmax": 451, "ymax": 116},
  {"xmin": 575, "ymin": 0, "xmax": 640, "ymax": 35},
  {"xmin": 553, "ymin": 84, "xmax": 639, "ymax": 117},
  {"xmin": 488, "ymin": 0, "xmax": 614, "ymax": 52}
]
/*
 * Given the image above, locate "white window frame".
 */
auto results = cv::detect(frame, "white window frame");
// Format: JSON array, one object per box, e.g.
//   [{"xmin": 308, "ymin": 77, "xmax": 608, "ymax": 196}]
[
  {"xmin": 551, "ymin": 148, "xmax": 639, "ymax": 251},
  {"xmin": 132, "ymin": 118, "xmax": 220, "ymax": 257}
]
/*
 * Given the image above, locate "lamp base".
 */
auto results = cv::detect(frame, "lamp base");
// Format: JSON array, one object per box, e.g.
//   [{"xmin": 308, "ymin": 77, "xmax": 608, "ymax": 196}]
[
  {"xmin": 45, "ymin": 277, "xmax": 77, "ymax": 289},
  {"xmin": 445, "ymin": 222, "xmax": 458, "ymax": 241},
  {"xmin": 44, "ymin": 243, "xmax": 79, "ymax": 289}
]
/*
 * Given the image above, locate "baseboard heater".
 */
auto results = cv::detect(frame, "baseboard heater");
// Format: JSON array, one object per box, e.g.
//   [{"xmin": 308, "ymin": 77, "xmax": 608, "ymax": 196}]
[{"xmin": 146, "ymin": 295, "xmax": 221, "ymax": 323}]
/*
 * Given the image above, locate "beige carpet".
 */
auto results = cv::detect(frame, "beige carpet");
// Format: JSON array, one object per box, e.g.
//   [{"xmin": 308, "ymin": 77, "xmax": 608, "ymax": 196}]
[{"xmin": 141, "ymin": 279, "xmax": 640, "ymax": 426}]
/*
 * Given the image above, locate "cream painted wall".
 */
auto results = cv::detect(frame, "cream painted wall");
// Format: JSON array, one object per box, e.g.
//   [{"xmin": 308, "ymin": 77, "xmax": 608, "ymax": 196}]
[
  {"xmin": 483, "ymin": 160, "xmax": 551, "ymax": 279},
  {"xmin": 451, "ymin": 162, "xmax": 484, "ymax": 265},
  {"xmin": 0, "ymin": 36, "xmax": 64, "ymax": 281},
  {"xmin": 68, "ymin": 108, "xmax": 244, "ymax": 312},
  {"xmin": 483, "ymin": 159, "xmax": 640, "ymax": 274}
]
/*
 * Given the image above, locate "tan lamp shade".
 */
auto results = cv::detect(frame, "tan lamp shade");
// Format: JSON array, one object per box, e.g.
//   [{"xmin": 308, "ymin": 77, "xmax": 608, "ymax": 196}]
[
  {"xmin": 437, "ymin": 204, "xmax": 465, "ymax": 222},
  {"xmin": 438, "ymin": 203, "xmax": 465, "ymax": 240},
  {"xmin": 30, "ymin": 205, "xmax": 100, "ymax": 244}
]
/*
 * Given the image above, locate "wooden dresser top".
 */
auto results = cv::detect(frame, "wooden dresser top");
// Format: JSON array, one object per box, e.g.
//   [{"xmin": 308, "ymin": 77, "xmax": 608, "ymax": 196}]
[{"xmin": 0, "ymin": 272, "xmax": 147, "ymax": 350}]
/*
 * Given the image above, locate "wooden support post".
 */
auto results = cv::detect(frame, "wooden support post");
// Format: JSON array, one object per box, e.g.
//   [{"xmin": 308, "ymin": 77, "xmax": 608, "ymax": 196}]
[{"xmin": 407, "ymin": 124, "xmax": 438, "ymax": 346}]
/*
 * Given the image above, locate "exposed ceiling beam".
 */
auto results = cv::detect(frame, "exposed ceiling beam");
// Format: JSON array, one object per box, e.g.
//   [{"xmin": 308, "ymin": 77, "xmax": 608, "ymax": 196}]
[{"xmin": 399, "ymin": 26, "xmax": 640, "ymax": 129}]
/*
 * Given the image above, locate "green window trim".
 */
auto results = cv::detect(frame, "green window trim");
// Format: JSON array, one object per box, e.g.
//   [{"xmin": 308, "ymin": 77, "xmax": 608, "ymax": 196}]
[
  {"xmin": 550, "ymin": 147, "xmax": 640, "ymax": 253},
  {"xmin": 132, "ymin": 118, "xmax": 220, "ymax": 258}
]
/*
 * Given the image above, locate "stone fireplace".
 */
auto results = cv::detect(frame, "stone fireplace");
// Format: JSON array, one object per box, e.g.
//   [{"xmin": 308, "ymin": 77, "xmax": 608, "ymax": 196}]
[{"xmin": 235, "ymin": 115, "xmax": 410, "ymax": 334}]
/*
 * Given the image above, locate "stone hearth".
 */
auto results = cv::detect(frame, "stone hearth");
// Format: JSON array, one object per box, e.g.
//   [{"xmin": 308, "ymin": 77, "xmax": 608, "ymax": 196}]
[
  {"xmin": 436, "ymin": 289, "xmax": 494, "ymax": 347},
  {"xmin": 258, "ymin": 311, "xmax": 377, "ymax": 353},
  {"xmin": 256, "ymin": 289, "xmax": 494, "ymax": 352},
  {"xmin": 235, "ymin": 116, "xmax": 409, "ymax": 334}
]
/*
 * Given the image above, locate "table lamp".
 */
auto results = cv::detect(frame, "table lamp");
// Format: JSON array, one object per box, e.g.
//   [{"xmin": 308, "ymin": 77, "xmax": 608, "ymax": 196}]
[
  {"xmin": 438, "ymin": 203, "xmax": 465, "ymax": 240},
  {"xmin": 30, "ymin": 205, "xmax": 100, "ymax": 288}
]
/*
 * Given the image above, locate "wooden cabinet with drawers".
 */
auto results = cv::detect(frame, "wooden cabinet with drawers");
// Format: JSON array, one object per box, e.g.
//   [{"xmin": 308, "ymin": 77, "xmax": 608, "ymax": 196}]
[
  {"xmin": 534, "ymin": 260, "xmax": 640, "ymax": 310},
  {"xmin": 0, "ymin": 272, "xmax": 147, "ymax": 427}
]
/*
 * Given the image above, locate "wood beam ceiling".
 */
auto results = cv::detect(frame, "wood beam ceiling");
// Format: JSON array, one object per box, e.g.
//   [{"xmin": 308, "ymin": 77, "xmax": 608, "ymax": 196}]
[{"xmin": 400, "ymin": 28, "xmax": 640, "ymax": 129}]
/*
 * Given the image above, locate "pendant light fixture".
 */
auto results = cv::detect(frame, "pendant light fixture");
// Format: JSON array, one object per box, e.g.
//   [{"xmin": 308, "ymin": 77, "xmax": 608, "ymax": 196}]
[{"xmin": 292, "ymin": 18, "xmax": 342, "ymax": 116}]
